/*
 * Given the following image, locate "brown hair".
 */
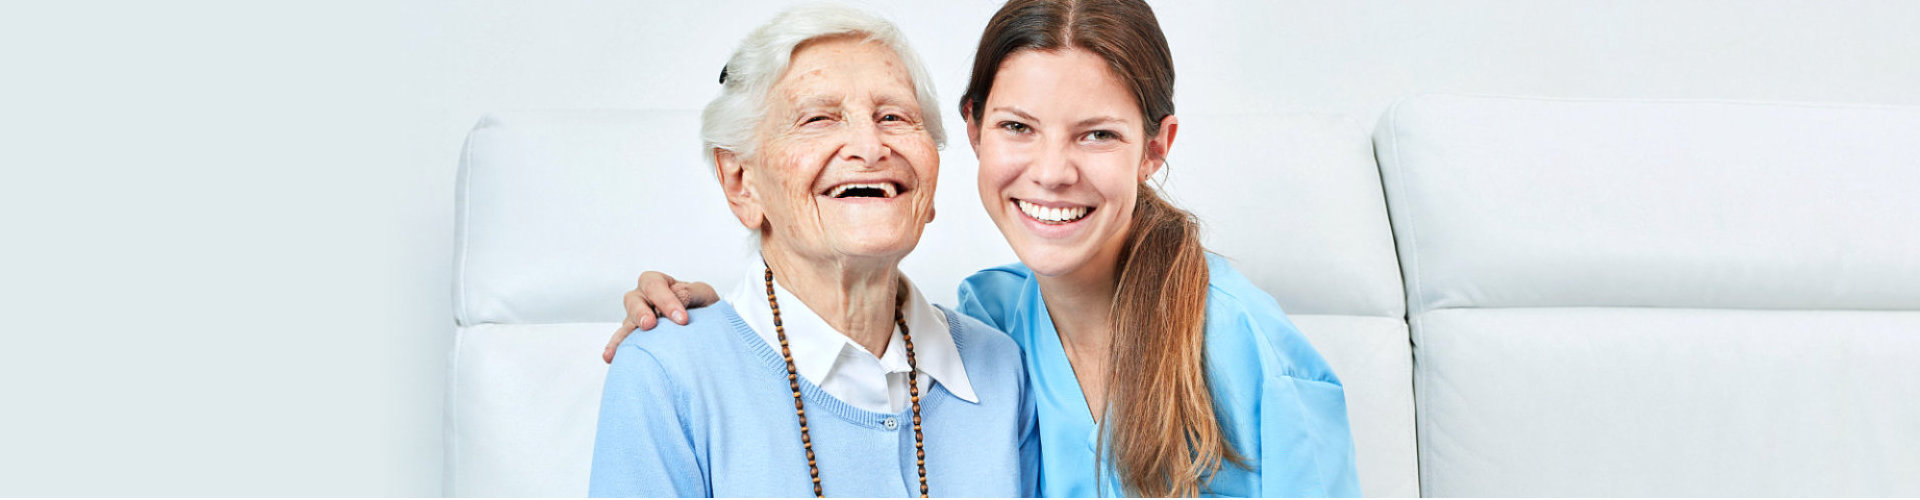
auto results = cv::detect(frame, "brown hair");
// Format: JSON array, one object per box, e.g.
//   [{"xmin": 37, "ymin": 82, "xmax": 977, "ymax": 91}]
[{"xmin": 960, "ymin": 0, "xmax": 1235, "ymax": 496}]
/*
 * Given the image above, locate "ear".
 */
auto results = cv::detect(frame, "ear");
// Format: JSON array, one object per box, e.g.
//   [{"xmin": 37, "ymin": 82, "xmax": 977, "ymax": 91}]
[
  {"xmin": 962, "ymin": 101, "xmax": 983, "ymax": 150},
  {"xmin": 1139, "ymin": 114, "xmax": 1179, "ymax": 182},
  {"xmin": 713, "ymin": 148, "xmax": 765, "ymax": 230}
]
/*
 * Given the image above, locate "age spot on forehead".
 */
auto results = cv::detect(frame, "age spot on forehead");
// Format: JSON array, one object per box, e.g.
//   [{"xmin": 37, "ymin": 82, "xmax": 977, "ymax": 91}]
[{"xmin": 784, "ymin": 68, "xmax": 829, "ymax": 87}]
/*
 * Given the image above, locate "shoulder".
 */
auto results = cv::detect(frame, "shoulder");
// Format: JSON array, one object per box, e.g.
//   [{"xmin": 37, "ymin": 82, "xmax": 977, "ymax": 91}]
[
  {"xmin": 954, "ymin": 262, "xmax": 1033, "ymax": 330},
  {"xmin": 938, "ymin": 305, "xmax": 1028, "ymax": 399},
  {"xmin": 941, "ymin": 305, "xmax": 1021, "ymax": 359},
  {"xmin": 957, "ymin": 262, "xmax": 1032, "ymax": 299},
  {"xmin": 1200, "ymin": 253, "xmax": 1342, "ymax": 386},
  {"xmin": 615, "ymin": 302, "xmax": 749, "ymax": 375},
  {"xmin": 1200, "ymin": 253, "xmax": 1272, "ymax": 312}
]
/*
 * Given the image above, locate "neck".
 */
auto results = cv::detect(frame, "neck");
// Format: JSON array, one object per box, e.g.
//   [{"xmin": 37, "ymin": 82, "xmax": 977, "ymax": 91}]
[
  {"xmin": 761, "ymin": 242, "xmax": 901, "ymax": 357},
  {"xmin": 1034, "ymin": 237, "xmax": 1129, "ymax": 354}
]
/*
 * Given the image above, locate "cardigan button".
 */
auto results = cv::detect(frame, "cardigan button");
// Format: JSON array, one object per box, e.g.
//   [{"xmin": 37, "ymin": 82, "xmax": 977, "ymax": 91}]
[{"xmin": 883, "ymin": 417, "xmax": 899, "ymax": 430}]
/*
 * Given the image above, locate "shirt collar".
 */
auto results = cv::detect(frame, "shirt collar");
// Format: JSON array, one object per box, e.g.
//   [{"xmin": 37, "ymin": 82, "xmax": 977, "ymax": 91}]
[
  {"xmin": 897, "ymin": 270, "xmax": 975, "ymax": 403},
  {"xmin": 726, "ymin": 258, "xmax": 977, "ymax": 404}
]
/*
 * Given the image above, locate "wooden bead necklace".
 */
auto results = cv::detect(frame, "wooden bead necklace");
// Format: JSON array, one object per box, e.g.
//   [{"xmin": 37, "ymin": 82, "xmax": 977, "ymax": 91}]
[{"xmin": 765, "ymin": 265, "xmax": 929, "ymax": 498}]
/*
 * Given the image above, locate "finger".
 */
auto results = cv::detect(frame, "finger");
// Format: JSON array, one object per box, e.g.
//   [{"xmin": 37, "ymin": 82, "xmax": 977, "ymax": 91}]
[
  {"xmin": 640, "ymin": 270, "xmax": 678, "ymax": 290},
  {"xmin": 669, "ymin": 285, "xmax": 700, "ymax": 325},
  {"xmin": 643, "ymin": 281, "xmax": 691, "ymax": 325},
  {"xmin": 603, "ymin": 323, "xmax": 632, "ymax": 364},
  {"xmin": 637, "ymin": 309, "xmax": 658, "ymax": 331},
  {"xmin": 672, "ymin": 283, "xmax": 693, "ymax": 304},
  {"xmin": 687, "ymin": 282, "xmax": 720, "ymax": 307},
  {"xmin": 624, "ymin": 291, "xmax": 660, "ymax": 331}
]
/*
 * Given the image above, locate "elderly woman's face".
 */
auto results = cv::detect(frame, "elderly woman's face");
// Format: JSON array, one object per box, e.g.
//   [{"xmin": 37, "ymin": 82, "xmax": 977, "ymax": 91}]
[{"xmin": 741, "ymin": 36, "xmax": 939, "ymax": 263}]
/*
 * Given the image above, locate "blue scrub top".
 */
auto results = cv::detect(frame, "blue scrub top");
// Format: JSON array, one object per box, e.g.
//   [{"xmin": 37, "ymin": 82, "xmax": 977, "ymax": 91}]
[{"xmin": 957, "ymin": 253, "xmax": 1362, "ymax": 497}]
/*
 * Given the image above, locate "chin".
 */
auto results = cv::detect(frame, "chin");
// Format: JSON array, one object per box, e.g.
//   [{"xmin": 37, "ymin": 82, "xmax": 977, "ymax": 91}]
[
  {"xmin": 1006, "ymin": 238, "xmax": 1095, "ymax": 278},
  {"xmin": 833, "ymin": 233, "xmax": 921, "ymax": 260}
]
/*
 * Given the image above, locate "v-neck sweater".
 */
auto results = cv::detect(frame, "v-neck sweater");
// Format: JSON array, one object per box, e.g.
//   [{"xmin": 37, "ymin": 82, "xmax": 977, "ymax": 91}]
[{"xmin": 589, "ymin": 302, "xmax": 1039, "ymax": 497}]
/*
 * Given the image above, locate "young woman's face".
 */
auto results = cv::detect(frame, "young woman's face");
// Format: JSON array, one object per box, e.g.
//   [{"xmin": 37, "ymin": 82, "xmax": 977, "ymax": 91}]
[{"xmin": 969, "ymin": 48, "xmax": 1160, "ymax": 279}]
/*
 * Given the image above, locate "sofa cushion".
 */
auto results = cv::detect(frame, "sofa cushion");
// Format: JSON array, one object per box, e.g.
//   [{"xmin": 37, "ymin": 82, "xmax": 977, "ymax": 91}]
[
  {"xmin": 1376, "ymin": 95, "xmax": 1920, "ymax": 496},
  {"xmin": 1412, "ymin": 307, "xmax": 1920, "ymax": 496},
  {"xmin": 1375, "ymin": 95, "xmax": 1920, "ymax": 314}
]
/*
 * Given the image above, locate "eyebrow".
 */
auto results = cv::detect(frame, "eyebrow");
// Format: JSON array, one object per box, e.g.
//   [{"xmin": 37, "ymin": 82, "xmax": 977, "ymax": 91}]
[
  {"xmin": 1075, "ymin": 116, "xmax": 1128, "ymax": 129},
  {"xmin": 872, "ymin": 93, "xmax": 919, "ymax": 112},
  {"xmin": 989, "ymin": 106, "xmax": 1129, "ymax": 129},
  {"xmin": 989, "ymin": 106, "xmax": 1037, "ymax": 122},
  {"xmin": 789, "ymin": 93, "xmax": 843, "ymax": 111}
]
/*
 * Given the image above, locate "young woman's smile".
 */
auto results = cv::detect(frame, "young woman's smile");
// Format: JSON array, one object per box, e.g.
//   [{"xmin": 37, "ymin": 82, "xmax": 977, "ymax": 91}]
[{"xmin": 970, "ymin": 48, "xmax": 1155, "ymax": 278}]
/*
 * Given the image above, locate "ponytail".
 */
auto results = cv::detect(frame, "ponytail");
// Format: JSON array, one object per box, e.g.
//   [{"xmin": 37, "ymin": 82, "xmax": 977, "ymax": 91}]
[{"xmin": 1102, "ymin": 184, "xmax": 1238, "ymax": 497}]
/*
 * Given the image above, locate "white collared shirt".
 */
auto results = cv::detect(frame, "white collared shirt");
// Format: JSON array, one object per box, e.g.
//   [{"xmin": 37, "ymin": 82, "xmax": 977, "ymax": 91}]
[{"xmin": 726, "ymin": 258, "xmax": 977, "ymax": 413}]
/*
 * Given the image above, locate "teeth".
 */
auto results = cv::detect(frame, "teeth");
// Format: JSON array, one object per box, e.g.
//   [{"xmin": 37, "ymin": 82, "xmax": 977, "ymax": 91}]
[
  {"xmin": 1016, "ymin": 199, "xmax": 1090, "ymax": 223},
  {"xmin": 827, "ymin": 182, "xmax": 897, "ymax": 198}
]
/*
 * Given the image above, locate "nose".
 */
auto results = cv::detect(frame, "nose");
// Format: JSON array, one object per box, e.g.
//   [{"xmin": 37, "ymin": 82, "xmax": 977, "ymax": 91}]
[
  {"xmin": 839, "ymin": 117, "xmax": 890, "ymax": 167},
  {"xmin": 1030, "ymin": 141, "xmax": 1078, "ymax": 189}
]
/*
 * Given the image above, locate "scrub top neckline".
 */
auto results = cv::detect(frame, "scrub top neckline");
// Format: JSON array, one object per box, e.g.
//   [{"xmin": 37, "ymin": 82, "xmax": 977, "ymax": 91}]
[{"xmin": 1026, "ymin": 277, "xmax": 1108, "ymax": 449}]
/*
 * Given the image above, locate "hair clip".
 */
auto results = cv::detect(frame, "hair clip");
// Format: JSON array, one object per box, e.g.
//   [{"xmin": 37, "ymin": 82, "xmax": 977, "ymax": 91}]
[{"xmin": 719, "ymin": 65, "xmax": 729, "ymax": 84}]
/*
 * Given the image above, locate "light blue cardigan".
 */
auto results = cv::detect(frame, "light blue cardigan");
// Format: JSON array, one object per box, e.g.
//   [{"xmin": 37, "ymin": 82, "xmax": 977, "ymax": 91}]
[{"xmin": 589, "ymin": 302, "xmax": 1039, "ymax": 497}]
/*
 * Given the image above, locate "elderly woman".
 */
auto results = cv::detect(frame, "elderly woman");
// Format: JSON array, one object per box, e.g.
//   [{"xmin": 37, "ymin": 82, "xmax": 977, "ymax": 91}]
[{"xmin": 587, "ymin": 4, "xmax": 1037, "ymax": 498}]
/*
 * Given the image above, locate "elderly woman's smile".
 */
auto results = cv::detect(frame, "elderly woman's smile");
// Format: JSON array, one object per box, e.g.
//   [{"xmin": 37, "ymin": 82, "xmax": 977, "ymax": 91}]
[{"xmin": 740, "ymin": 35, "xmax": 940, "ymax": 261}]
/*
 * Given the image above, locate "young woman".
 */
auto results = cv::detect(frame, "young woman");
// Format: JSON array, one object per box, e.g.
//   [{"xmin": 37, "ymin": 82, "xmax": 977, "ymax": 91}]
[{"xmin": 609, "ymin": 0, "xmax": 1360, "ymax": 496}]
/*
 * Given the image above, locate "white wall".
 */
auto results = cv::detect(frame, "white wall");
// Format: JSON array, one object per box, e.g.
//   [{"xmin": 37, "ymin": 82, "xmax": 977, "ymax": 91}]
[{"xmin": 3, "ymin": 0, "xmax": 1916, "ymax": 495}]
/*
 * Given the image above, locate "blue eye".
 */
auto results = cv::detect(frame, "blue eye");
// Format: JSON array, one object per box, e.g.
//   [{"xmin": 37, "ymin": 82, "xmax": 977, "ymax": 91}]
[{"xmin": 881, "ymin": 113, "xmax": 903, "ymax": 122}]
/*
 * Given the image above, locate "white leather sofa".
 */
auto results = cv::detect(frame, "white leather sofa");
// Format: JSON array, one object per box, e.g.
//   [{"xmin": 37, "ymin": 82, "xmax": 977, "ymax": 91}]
[{"xmin": 448, "ymin": 95, "xmax": 1920, "ymax": 497}]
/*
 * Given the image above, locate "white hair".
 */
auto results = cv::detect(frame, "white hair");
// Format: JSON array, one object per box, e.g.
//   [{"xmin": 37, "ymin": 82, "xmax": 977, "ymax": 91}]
[{"xmin": 701, "ymin": 3, "xmax": 946, "ymax": 170}]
